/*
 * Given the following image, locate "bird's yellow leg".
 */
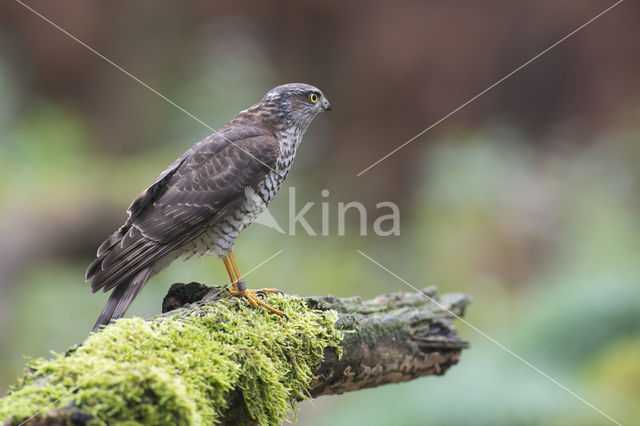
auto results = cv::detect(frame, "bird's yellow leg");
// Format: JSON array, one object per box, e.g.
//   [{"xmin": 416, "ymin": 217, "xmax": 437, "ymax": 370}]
[
  {"xmin": 228, "ymin": 251, "xmax": 244, "ymax": 286},
  {"xmin": 229, "ymin": 251, "xmax": 280, "ymax": 295},
  {"xmin": 226, "ymin": 250, "xmax": 284, "ymax": 316},
  {"xmin": 223, "ymin": 256, "xmax": 241, "ymax": 291}
]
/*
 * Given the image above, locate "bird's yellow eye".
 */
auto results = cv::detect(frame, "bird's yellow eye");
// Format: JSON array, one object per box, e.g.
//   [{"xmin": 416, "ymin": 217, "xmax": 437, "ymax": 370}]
[{"xmin": 308, "ymin": 93, "xmax": 319, "ymax": 103}]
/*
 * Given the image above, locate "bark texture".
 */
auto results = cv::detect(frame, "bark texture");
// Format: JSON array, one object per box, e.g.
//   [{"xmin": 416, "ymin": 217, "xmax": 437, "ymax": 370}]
[{"xmin": 304, "ymin": 287, "xmax": 470, "ymax": 396}]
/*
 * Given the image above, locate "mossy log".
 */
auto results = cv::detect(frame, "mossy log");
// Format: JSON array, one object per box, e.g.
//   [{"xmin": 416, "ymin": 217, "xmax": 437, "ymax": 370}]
[{"xmin": 1, "ymin": 285, "xmax": 470, "ymax": 425}]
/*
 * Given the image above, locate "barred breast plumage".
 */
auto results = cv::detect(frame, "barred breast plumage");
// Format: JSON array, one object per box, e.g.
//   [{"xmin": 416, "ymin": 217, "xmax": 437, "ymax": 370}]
[{"xmin": 187, "ymin": 127, "xmax": 301, "ymax": 259}]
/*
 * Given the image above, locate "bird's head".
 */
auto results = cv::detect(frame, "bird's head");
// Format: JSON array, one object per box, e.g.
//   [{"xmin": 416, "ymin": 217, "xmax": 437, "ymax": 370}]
[{"xmin": 260, "ymin": 83, "xmax": 331, "ymax": 131}]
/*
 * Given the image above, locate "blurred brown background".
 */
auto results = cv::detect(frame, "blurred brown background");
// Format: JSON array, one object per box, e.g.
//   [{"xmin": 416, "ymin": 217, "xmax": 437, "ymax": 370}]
[{"xmin": 1, "ymin": 1, "xmax": 639, "ymax": 424}]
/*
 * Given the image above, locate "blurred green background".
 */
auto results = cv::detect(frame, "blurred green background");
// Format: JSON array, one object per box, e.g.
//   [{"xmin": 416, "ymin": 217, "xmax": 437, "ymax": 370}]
[{"xmin": 1, "ymin": 1, "xmax": 639, "ymax": 425}]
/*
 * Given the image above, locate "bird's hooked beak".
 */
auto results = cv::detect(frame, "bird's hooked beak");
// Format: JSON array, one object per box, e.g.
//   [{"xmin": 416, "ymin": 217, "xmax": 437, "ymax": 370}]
[{"xmin": 322, "ymin": 98, "xmax": 332, "ymax": 112}]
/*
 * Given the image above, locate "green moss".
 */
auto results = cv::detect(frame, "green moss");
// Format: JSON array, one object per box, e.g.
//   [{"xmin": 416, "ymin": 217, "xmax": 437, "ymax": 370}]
[{"xmin": 0, "ymin": 294, "xmax": 340, "ymax": 425}]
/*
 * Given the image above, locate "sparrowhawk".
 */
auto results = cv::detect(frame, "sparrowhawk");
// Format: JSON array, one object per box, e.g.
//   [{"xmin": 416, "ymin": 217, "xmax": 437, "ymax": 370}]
[{"xmin": 86, "ymin": 83, "xmax": 331, "ymax": 332}]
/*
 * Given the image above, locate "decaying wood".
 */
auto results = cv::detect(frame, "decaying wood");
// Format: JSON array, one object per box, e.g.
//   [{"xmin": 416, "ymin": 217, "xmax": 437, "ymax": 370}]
[
  {"xmin": 3, "ymin": 285, "xmax": 470, "ymax": 425},
  {"xmin": 162, "ymin": 283, "xmax": 471, "ymax": 397}
]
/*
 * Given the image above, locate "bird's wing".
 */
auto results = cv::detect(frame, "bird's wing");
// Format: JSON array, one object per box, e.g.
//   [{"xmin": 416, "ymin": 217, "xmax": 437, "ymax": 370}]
[{"xmin": 86, "ymin": 125, "xmax": 280, "ymax": 293}]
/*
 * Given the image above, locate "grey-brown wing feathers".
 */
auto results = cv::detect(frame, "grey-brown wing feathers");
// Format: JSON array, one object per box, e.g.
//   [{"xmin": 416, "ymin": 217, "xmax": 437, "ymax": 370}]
[
  {"xmin": 91, "ymin": 156, "xmax": 187, "ymax": 260},
  {"xmin": 86, "ymin": 126, "xmax": 279, "ymax": 331}
]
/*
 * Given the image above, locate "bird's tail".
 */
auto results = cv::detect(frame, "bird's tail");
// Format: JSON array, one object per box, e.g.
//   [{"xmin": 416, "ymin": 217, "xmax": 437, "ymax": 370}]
[{"xmin": 92, "ymin": 267, "xmax": 152, "ymax": 333}]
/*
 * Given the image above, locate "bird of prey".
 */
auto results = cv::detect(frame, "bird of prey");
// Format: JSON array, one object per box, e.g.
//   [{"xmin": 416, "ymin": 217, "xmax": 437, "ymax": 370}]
[{"xmin": 86, "ymin": 83, "xmax": 331, "ymax": 332}]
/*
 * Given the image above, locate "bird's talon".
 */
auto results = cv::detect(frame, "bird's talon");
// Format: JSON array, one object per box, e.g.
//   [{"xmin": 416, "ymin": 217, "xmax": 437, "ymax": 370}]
[{"xmin": 229, "ymin": 288, "xmax": 284, "ymax": 317}]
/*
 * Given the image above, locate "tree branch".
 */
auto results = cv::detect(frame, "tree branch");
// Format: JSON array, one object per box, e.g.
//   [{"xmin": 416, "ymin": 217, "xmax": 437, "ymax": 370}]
[
  {"xmin": 1, "ymin": 284, "xmax": 470, "ymax": 425},
  {"xmin": 303, "ymin": 288, "xmax": 470, "ymax": 397}
]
